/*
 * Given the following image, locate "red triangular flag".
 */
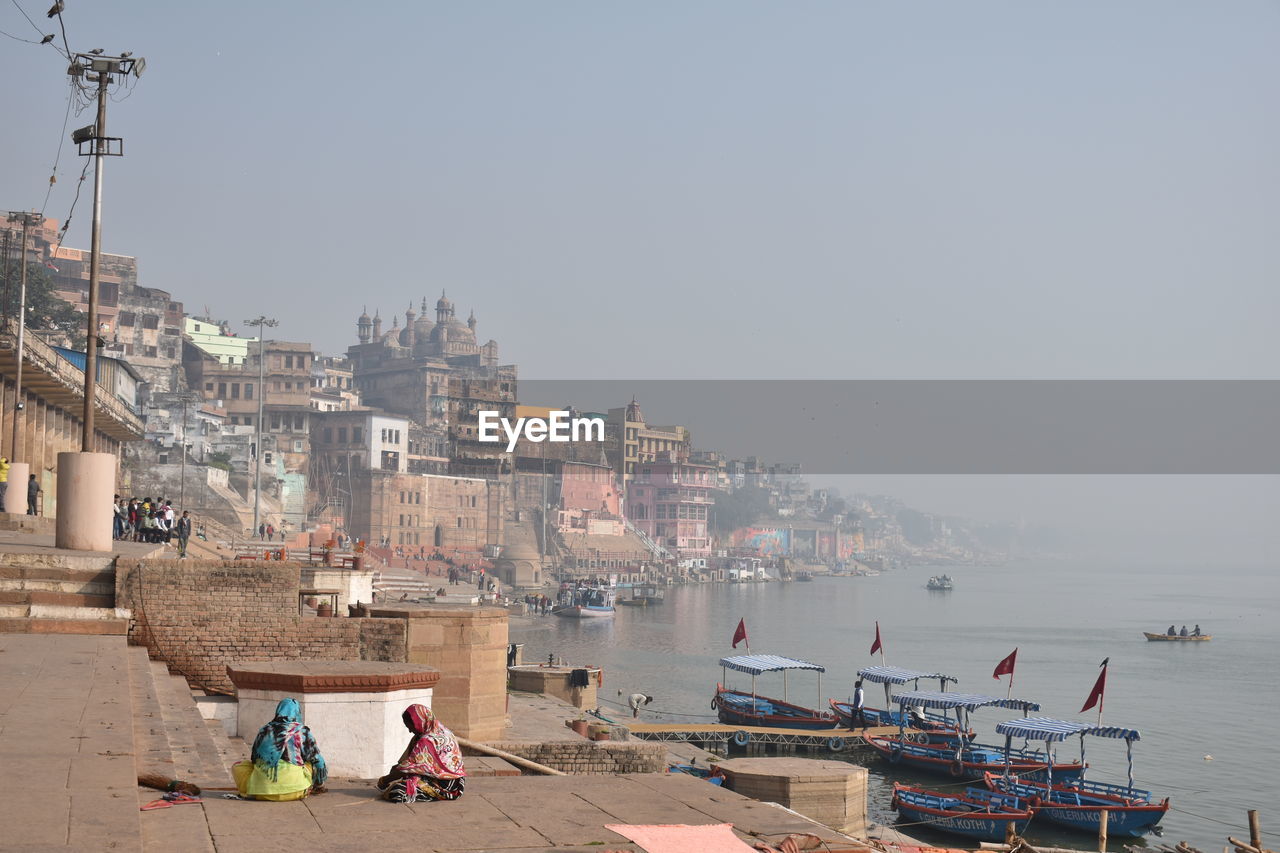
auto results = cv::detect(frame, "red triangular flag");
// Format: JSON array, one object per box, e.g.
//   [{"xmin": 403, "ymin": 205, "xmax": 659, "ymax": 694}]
[
  {"xmin": 731, "ymin": 618, "xmax": 748, "ymax": 649},
  {"xmin": 1080, "ymin": 661, "xmax": 1108, "ymax": 713},
  {"xmin": 993, "ymin": 648, "xmax": 1017, "ymax": 680},
  {"xmin": 869, "ymin": 621, "xmax": 882, "ymax": 656}
]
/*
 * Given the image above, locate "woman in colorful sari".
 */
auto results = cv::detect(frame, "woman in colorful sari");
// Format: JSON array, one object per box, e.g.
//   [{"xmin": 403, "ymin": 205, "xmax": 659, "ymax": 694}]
[
  {"xmin": 376, "ymin": 704, "xmax": 466, "ymax": 803},
  {"xmin": 232, "ymin": 698, "xmax": 328, "ymax": 801}
]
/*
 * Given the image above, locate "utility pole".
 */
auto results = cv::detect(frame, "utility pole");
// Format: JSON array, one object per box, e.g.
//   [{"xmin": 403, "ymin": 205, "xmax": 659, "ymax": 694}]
[
  {"xmin": 179, "ymin": 394, "xmax": 190, "ymax": 510},
  {"xmin": 69, "ymin": 51, "xmax": 144, "ymax": 449},
  {"xmin": 245, "ymin": 316, "xmax": 278, "ymax": 537},
  {"xmin": 5, "ymin": 211, "xmax": 42, "ymax": 462}
]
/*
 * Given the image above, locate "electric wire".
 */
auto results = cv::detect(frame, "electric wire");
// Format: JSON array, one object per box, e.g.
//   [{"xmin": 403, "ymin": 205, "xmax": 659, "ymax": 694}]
[
  {"xmin": 0, "ymin": 24, "xmax": 40, "ymax": 42},
  {"xmin": 6, "ymin": 0, "xmax": 41, "ymax": 35},
  {"xmin": 40, "ymin": 79, "xmax": 76, "ymax": 215}
]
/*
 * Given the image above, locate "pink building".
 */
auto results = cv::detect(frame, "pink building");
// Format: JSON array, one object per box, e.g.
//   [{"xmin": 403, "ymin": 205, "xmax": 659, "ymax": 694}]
[
  {"xmin": 626, "ymin": 458, "xmax": 715, "ymax": 564},
  {"xmin": 556, "ymin": 462, "xmax": 623, "ymax": 535}
]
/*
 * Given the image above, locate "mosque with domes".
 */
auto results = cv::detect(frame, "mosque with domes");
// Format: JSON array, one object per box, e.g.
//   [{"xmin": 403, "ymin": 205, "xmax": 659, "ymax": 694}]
[{"xmin": 346, "ymin": 292, "xmax": 517, "ymax": 475}]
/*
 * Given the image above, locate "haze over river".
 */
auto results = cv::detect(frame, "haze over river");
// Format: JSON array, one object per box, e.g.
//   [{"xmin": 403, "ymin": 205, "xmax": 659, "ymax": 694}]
[{"xmin": 510, "ymin": 560, "xmax": 1279, "ymax": 849}]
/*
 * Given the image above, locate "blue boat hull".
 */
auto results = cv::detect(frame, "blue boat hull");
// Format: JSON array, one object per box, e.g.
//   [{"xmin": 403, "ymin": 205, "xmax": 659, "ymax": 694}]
[
  {"xmin": 983, "ymin": 773, "xmax": 1168, "ymax": 837},
  {"xmin": 1035, "ymin": 804, "xmax": 1165, "ymax": 837},
  {"xmin": 868, "ymin": 737, "xmax": 1085, "ymax": 782}
]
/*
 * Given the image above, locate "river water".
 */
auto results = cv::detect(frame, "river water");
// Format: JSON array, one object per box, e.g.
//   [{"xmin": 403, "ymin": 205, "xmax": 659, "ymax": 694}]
[{"xmin": 509, "ymin": 559, "xmax": 1279, "ymax": 850}]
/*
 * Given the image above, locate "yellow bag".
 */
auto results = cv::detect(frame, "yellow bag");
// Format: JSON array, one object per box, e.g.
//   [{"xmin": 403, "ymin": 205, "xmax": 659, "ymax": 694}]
[{"xmin": 233, "ymin": 759, "xmax": 314, "ymax": 801}]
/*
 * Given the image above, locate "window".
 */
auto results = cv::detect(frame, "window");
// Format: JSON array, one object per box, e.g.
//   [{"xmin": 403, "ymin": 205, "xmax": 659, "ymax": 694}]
[
  {"xmin": 205, "ymin": 382, "xmax": 213, "ymax": 391},
  {"xmin": 294, "ymin": 414, "xmax": 304, "ymax": 430},
  {"xmin": 243, "ymin": 415, "xmax": 252, "ymax": 426},
  {"xmin": 144, "ymin": 346, "xmax": 157, "ymax": 357},
  {"xmin": 142, "ymin": 315, "xmax": 159, "ymax": 330},
  {"xmin": 337, "ymin": 428, "xmax": 347, "ymax": 443},
  {"xmin": 231, "ymin": 383, "xmax": 240, "ymax": 399},
  {"xmin": 230, "ymin": 416, "xmax": 238, "ymax": 425},
  {"xmin": 244, "ymin": 383, "xmax": 253, "ymax": 400},
  {"xmin": 323, "ymin": 428, "xmax": 332, "ymax": 443},
  {"xmin": 285, "ymin": 355, "xmax": 294, "ymax": 369},
  {"xmin": 118, "ymin": 312, "xmax": 136, "ymax": 327},
  {"xmin": 353, "ymin": 427, "xmax": 362, "ymax": 442},
  {"xmin": 271, "ymin": 414, "xmax": 281, "ymax": 430},
  {"xmin": 218, "ymin": 382, "xmax": 227, "ymax": 399}
]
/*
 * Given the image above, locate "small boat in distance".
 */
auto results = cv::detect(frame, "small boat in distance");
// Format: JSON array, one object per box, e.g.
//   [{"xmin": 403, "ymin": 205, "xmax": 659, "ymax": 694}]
[
  {"xmin": 713, "ymin": 654, "xmax": 838, "ymax": 730},
  {"xmin": 891, "ymin": 784, "xmax": 1032, "ymax": 842},
  {"xmin": 1143, "ymin": 632, "xmax": 1211, "ymax": 642},
  {"xmin": 927, "ymin": 574, "xmax": 954, "ymax": 590},
  {"xmin": 796, "ymin": 571, "xmax": 814, "ymax": 582},
  {"xmin": 617, "ymin": 582, "xmax": 665, "ymax": 607}
]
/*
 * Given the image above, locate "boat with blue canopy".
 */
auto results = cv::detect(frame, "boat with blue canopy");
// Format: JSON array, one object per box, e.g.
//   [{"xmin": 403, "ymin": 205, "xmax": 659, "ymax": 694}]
[
  {"xmin": 830, "ymin": 665, "xmax": 970, "ymax": 742},
  {"xmin": 890, "ymin": 783, "xmax": 1032, "ymax": 841},
  {"xmin": 713, "ymin": 654, "xmax": 838, "ymax": 730},
  {"xmin": 865, "ymin": 691, "xmax": 1084, "ymax": 781},
  {"xmin": 983, "ymin": 716, "xmax": 1169, "ymax": 837}
]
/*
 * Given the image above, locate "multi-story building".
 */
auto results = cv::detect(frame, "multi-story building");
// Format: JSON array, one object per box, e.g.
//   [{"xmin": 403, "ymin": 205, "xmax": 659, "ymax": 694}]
[
  {"xmin": 185, "ymin": 317, "xmax": 254, "ymax": 366},
  {"xmin": 183, "ymin": 338, "xmax": 314, "ymax": 528},
  {"xmin": 346, "ymin": 294, "xmax": 516, "ymax": 479},
  {"xmin": 346, "ymin": 471, "xmax": 504, "ymax": 552},
  {"xmin": 626, "ymin": 457, "xmax": 715, "ymax": 566},
  {"xmin": 310, "ymin": 355, "xmax": 357, "ymax": 412},
  {"xmin": 605, "ymin": 398, "xmax": 692, "ymax": 485}
]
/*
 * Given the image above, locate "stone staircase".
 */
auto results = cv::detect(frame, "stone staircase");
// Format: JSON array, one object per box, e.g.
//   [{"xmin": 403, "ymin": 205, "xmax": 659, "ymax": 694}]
[
  {"xmin": 0, "ymin": 549, "xmax": 131, "ymax": 635},
  {"xmin": 374, "ymin": 565, "xmax": 439, "ymax": 601},
  {"xmin": 129, "ymin": 646, "xmax": 238, "ymax": 792}
]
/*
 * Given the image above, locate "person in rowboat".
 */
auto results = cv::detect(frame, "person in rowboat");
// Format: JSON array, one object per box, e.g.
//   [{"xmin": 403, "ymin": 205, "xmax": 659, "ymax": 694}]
[
  {"xmin": 1192, "ymin": 624, "xmax": 1201, "ymax": 636},
  {"xmin": 1167, "ymin": 625, "xmax": 1176, "ymax": 636},
  {"xmin": 1179, "ymin": 625, "xmax": 1188, "ymax": 637}
]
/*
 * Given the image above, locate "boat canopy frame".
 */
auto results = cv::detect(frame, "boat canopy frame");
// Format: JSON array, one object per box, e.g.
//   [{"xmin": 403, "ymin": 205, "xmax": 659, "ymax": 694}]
[
  {"xmin": 719, "ymin": 654, "xmax": 825, "ymax": 707},
  {"xmin": 994, "ymin": 716, "xmax": 1143, "ymax": 792},
  {"xmin": 891, "ymin": 690, "xmax": 1043, "ymax": 766},
  {"xmin": 858, "ymin": 665, "xmax": 958, "ymax": 712}
]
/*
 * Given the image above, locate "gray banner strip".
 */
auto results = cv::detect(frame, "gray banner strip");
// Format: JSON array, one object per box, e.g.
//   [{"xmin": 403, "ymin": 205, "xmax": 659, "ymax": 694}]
[{"xmin": 517, "ymin": 380, "xmax": 1279, "ymax": 474}]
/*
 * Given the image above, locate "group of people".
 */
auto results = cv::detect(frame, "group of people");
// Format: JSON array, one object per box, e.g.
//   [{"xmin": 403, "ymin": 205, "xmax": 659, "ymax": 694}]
[
  {"xmin": 1167, "ymin": 624, "xmax": 1202, "ymax": 637},
  {"xmin": 256, "ymin": 522, "xmax": 286, "ymax": 541},
  {"xmin": 0, "ymin": 457, "xmax": 42, "ymax": 515},
  {"xmin": 522, "ymin": 593, "xmax": 553, "ymax": 615},
  {"xmin": 235, "ymin": 698, "xmax": 465, "ymax": 804},
  {"xmin": 114, "ymin": 496, "xmax": 193, "ymax": 555}
]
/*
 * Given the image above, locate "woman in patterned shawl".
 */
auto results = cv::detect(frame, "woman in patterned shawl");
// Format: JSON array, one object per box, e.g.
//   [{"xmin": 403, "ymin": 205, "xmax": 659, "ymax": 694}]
[
  {"xmin": 376, "ymin": 704, "xmax": 466, "ymax": 803},
  {"xmin": 232, "ymin": 697, "xmax": 328, "ymax": 801}
]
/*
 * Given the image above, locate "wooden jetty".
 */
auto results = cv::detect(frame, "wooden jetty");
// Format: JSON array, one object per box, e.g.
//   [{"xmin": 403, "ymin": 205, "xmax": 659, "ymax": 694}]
[{"xmin": 625, "ymin": 721, "xmax": 901, "ymax": 753}]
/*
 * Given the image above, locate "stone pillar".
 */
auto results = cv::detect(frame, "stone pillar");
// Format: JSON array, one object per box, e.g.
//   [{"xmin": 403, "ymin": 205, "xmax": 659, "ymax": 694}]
[
  {"xmin": 370, "ymin": 604, "xmax": 508, "ymax": 740},
  {"xmin": 4, "ymin": 462, "xmax": 29, "ymax": 514},
  {"xmin": 55, "ymin": 451, "xmax": 115, "ymax": 550}
]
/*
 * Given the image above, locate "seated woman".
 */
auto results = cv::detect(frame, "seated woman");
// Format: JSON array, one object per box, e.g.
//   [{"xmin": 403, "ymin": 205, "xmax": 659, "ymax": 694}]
[
  {"xmin": 233, "ymin": 698, "xmax": 328, "ymax": 801},
  {"xmin": 376, "ymin": 704, "xmax": 466, "ymax": 803}
]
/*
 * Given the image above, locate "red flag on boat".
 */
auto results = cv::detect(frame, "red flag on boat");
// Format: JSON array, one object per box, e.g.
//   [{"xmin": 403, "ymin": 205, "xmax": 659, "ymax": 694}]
[
  {"xmin": 869, "ymin": 621, "xmax": 883, "ymax": 656},
  {"xmin": 993, "ymin": 648, "xmax": 1017, "ymax": 680},
  {"xmin": 731, "ymin": 618, "xmax": 748, "ymax": 649},
  {"xmin": 1080, "ymin": 657, "xmax": 1109, "ymax": 713}
]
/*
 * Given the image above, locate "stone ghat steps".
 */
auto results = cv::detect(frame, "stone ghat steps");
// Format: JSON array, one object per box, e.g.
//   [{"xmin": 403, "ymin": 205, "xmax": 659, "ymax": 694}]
[
  {"xmin": 0, "ymin": 553, "xmax": 130, "ymax": 634},
  {"xmin": 150, "ymin": 659, "xmax": 236, "ymax": 791}
]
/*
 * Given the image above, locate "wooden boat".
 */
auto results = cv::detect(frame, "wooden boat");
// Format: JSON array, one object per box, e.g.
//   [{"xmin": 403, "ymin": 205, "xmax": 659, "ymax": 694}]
[
  {"xmin": 1143, "ymin": 632, "xmax": 1211, "ymax": 642},
  {"xmin": 985, "ymin": 772, "xmax": 1168, "ymax": 836},
  {"xmin": 714, "ymin": 654, "xmax": 837, "ymax": 730},
  {"xmin": 829, "ymin": 665, "xmax": 969, "ymax": 743},
  {"xmin": 617, "ymin": 583, "xmax": 665, "ymax": 606},
  {"xmin": 867, "ymin": 736, "xmax": 1084, "ymax": 782},
  {"xmin": 891, "ymin": 783, "xmax": 1032, "ymax": 842},
  {"xmin": 868, "ymin": 690, "xmax": 1083, "ymax": 782},
  {"xmin": 796, "ymin": 571, "xmax": 814, "ymax": 582},
  {"xmin": 926, "ymin": 574, "xmax": 954, "ymax": 590},
  {"xmin": 553, "ymin": 585, "xmax": 616, "ymax": 618},
  {"xmin": 982, "ymin": 716, "xmax": 1169, "ymax": 837}
]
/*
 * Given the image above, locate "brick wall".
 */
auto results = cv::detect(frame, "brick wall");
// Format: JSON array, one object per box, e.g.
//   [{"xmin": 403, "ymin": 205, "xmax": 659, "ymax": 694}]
[
  {"xmin": 473, "ymin": 740, "xmax": 666, "ymax": 775},
  {"xmin": 115, "ymin": 559, "xmax": 407, "ymax": 693}
]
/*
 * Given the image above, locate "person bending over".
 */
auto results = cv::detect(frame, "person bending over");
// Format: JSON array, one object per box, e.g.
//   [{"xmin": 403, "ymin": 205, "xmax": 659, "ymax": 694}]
[{"xmin": 376, "ymin": 704, "xmax": 466, "ymax": 803}]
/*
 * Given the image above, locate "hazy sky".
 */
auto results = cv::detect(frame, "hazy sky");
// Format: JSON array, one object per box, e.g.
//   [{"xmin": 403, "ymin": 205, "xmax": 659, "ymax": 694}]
[{"xmin": 4, "ymin": 2, "xmax": 1276, "ymax": 557}]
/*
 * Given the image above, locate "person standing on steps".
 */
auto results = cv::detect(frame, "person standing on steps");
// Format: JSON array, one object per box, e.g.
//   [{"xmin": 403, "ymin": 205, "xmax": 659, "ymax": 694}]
[
  {"xmin": 27, "ymin": 473, "xmax": 39, "ymax": 515},
  {"xmin": 0, "ymin": 456, "xmax": 9, "ymax": 509},
  {"xmin": 175, "ymin": 511, "xmax": 193, "ymax": 558}
]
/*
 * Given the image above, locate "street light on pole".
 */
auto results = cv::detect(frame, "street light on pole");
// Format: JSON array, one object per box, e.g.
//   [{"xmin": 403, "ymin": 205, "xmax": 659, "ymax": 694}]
[
  {"xmin": 69, "ymin": 51, "xmax": 143, "ymax": 450},
  {"xmin": 245, "ymin": 316, "xmax": 278, "ymax": 538}
]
